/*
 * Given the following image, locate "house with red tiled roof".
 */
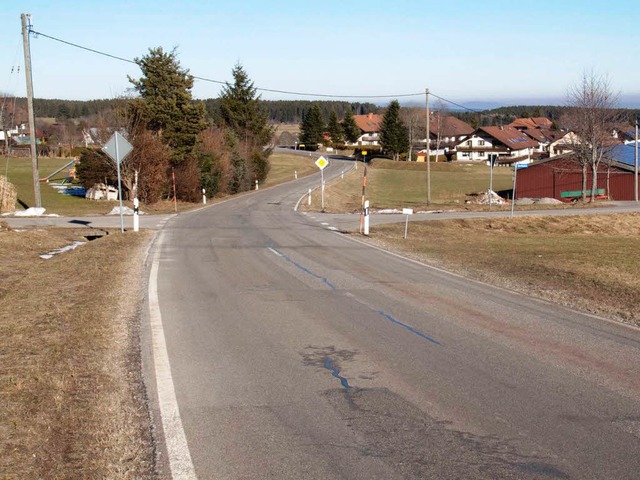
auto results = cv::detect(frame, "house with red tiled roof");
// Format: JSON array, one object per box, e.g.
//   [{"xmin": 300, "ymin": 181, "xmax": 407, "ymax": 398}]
[
  {"xmin": 427, "ymin": 114, "xmax": 474, "ymax": 148},
  {"xmin": 454, "ymin": 125, "xmax": 539, "ymax": 164},
  {"xmin": 509, "ymin": 117, "xmax": 553, "ymax": 130},
  {"xmin": 351, "ymin": 113, "xmax": 384, "ymax": 145}
]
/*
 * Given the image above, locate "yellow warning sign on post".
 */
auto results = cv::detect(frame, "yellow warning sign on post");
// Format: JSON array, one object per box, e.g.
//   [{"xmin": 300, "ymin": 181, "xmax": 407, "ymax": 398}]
[{"xmin": 315, "ymin": 156, "xmax": 328, "ymax": 170}]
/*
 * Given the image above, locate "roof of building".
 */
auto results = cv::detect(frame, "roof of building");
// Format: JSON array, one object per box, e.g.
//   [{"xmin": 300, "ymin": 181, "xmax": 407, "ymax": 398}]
[
  {"xmin": 429, "ymin": 115, "xmax": 474, "ymax": 138},
  {"xmin": 526, "ymin": 151, "xmax": 637, "ymax": 173},
  {"xmin": 353, "ymin": 113, "xmax": 384, "ymax": 133},
  {"xmin": 522, "ymin": 128, "xmax": 549, "ymax": 142},
  {"xmin": 478, "ymin": 126, "xmax": 540, "ymax": 150},
  {"xmin": 610, "ymin": 143, "xmax": 639, "ymax": 168},
  {"xmin": 509, "ymin": 117, "xmax": 553, "ymax": 129}
]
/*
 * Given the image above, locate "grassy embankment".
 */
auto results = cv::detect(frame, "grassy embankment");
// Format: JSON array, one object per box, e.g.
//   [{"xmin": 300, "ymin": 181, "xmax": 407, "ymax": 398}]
[
  {"xmin": 2, "ymin": 152, "xmax": 319, "ymax": 215},
  {"xmin": 303, "ymin": 158, "xmax": 515, "ymax": 212},
  {"xmin": 0, "ymin": 225, "xmax": 155, "ymax": 478},
  {"xmin": 365, "ymin": 214, "xmax": 640, "ymax": 326}
]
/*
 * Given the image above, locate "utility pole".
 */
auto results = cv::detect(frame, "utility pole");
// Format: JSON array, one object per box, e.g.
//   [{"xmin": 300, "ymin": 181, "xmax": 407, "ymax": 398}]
[
  {"xmin": 21, "ymin": 13, "xmax": 41, "ymax": 208},
  {"xmin": 635, "ymin": 116, "xmax": 638, "ymax": 203},
  {"xmin": 425, "ymin": 88, "xmax": 431, "ymax": 205}
]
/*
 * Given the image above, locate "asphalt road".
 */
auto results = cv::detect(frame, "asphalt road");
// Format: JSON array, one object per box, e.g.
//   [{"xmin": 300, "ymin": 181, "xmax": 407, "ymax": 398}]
[
  {"xmin": 4, "ymin": 154, "xmax": 640, "ymax": 478},
  {"xmin": 143, "ymin": 158, "xmax": 640, "ymax": 479}
]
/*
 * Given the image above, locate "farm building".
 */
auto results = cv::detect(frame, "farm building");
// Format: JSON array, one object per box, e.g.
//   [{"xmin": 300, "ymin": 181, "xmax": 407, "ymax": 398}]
[{"xmin": 516, "ymin": 152, "xmax": 639, "ymax": 201}]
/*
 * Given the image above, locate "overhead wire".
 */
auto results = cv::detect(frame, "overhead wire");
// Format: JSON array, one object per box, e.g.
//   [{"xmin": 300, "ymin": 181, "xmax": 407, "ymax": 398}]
[{"xmin": 28, "ymin": 28, "xmax": 480, "ymax": 109}]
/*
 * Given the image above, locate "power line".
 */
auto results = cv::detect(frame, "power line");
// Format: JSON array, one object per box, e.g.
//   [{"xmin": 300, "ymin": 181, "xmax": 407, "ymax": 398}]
[
  {"xmin": 430, "ymin": 92, "xmax": 483, "ymax": 114},
  {"xmin": 30, "ymin": 29, "xmax": 137, "ymax": 65},
  {"xmin": 29, "ymin": 28, "xmax": 482, "ymax": 108}
]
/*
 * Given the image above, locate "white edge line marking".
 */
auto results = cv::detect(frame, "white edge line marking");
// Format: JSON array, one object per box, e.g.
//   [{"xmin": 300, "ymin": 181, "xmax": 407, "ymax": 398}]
[{"xmin": 149, "ymin": 231, "xmax": 198, "ymax": 479}]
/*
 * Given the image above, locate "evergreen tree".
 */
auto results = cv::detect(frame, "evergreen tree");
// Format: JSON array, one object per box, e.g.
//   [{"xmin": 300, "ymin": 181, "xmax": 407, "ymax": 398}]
[
  {"xmin": 342, "ymin": 109, "xmax": 361, "ymax": 144},
  {"xmin": 380, "ymin": 100, "xmax": 409, "ymax": 161},
  {"xmin": 326, "ymin": 110, "xmax": 344, "ymax": 144},
  {"xmin": 129, "ymin": 47, "xmax": 207, "ymax": 164},
  {"xmin": 217, "ymin": 63, "xmax": 274, "ymax": 183},
  {"xmin": 219, "ymin": 64, "xmax": 273, "ymax": 148},
  {"xmin": 299, "ymin": 104, "xmax": 325, "ymax": 148}
]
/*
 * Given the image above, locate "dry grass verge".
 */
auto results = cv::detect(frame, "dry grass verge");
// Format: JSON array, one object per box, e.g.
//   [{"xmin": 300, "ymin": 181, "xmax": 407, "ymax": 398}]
[
  {"xmin": 363, "ymin": 213, "xmax": 640, "ymax": 327},
  {"xmin": 0, "ymin": 226, "xmax": 155, "ymax": 478}
]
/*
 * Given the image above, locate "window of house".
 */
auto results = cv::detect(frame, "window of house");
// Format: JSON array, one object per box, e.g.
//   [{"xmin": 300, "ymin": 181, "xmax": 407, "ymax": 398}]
[{"xmin": 478, "ymin": 140, "xmax": 486, "ymax": 146}]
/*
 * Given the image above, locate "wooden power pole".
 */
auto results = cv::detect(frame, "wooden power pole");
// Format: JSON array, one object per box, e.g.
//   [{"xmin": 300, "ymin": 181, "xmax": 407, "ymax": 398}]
[{"xmin": 21, "ymin": 13, "xmax": 41, "ymax": 208}]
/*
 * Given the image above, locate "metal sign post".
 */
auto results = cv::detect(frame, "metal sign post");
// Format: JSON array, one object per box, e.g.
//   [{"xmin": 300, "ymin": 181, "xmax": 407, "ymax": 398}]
[
  {"xmin": 102, "ymin": 132, "xmax": 133, "ymax": 233},
  {"xmin": 512, "ymin": 163, "xmax": 528, "ymax": 218},
  {"xmin": 402, "ymin": 208, "xmax": 414, "ymax": 239},
  {"xmin": 315, "ymin": 156, "xmax": 328, "ymax": 211}
]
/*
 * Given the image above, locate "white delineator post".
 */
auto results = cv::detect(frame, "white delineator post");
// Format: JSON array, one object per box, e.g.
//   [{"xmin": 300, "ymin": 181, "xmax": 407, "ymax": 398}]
[
  {"xmin": 133, "ymin": 197, "xmax": 139, "ymax": 232},
  {"xmin": 295, "ymin": 170, "xmax": 298, "ymax": 180},
  {"xmin": 202, "ymin": 188, "xmax": 207, "ymax": 205},
  {"xmin": 308, "ymin": 188, "xmax": 312, "ymax": 206},
  {"xmin": 255, "ymin": 179, "xmax": 259, "ymax": 190},
  {"xmin": 363, "ymin": 200, "xmax": 370, "ymax": 236}
]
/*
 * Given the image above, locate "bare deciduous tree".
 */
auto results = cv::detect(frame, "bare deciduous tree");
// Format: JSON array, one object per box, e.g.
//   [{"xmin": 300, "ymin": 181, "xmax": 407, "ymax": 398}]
[
  {"xmin": 564, "ymin": 70, "xmax": 620, "ymax": 202},
  {"xmin": 399, "ymin": 107, "xmax": 425, "ymax": 161},
  {"xmin": 432, "ymin": 99, "xmax": 449, "ymax": 161}
]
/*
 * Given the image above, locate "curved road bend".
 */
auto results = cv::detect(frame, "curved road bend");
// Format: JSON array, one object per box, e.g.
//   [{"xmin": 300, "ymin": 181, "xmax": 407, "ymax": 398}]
[{"xmin": 145, "ymin": 157, "xmax": 640, "ymax": 479}]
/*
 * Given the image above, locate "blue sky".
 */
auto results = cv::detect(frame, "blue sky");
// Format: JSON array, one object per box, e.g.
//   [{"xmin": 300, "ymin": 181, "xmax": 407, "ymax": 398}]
[{"xmin": 1, "ymin": 0, "xmax": 639, "ymax": 107}]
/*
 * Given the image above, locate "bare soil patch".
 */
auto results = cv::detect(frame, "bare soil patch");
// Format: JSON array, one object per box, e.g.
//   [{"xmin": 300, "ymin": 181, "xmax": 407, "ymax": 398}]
[
  {"xmin": 363, "ymin": 213, "xmax": 640, "ymax": 326},
  {"xmin": 0, "ymin": 226, "xmax": 155, "ymax": 478}
]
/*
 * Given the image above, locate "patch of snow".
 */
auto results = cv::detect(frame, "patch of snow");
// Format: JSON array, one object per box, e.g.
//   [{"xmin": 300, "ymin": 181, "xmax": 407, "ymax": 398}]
[
  {"xmin": 536, "ymin": 197, "xmax": 563, "ymax": 205},
  {"xmin": 466, "ymin": 190, "xmax": 506, "ymax": 205},
  {"xmin": 40, "ymin": 240, "xmax": 86, "ymax": 259},
  {"xmin": 107, "ymin": 206, "xmax": 144, "ymax": 215},
  {"xmin": 14, "ymin": 207, "xmax": 47, "ymax": 217},
  {"xmin": 377, "ymin": 209, "xmax": 402, "ymax": 214}
]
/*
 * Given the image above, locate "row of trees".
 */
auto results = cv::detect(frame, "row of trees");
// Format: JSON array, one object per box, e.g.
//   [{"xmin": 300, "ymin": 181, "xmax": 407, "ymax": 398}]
[
  {"xmin": 298, "ymin": 105, "xmax": 361, "ymax": 146},
  {"xmin": 76, "ymin": 48, "xmax": 273, "ymax": 204},
  {"xmin": 299, "ymin": 100, "xmax": 412, "ymax": 161}
]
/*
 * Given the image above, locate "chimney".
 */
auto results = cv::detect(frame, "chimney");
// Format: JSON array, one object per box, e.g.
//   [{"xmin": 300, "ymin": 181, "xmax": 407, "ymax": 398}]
[{"xmin": 368, "ymin": 113, "xmax": 373, "ymax": 119}]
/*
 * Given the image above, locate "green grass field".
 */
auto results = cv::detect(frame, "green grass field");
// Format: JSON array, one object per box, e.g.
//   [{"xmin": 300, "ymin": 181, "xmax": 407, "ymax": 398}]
[
  {"xmin": 308, "ymin": 157, "xmax": 515, "ymax": 212},
  {"xmin": 261, "ymin": 151, "xmax": 318, "ymax": 188},
  {"xmin": 2, "ymin": 152, "xmax": 318, "ymax": 215},
  {"xmin": 2, "ymin": 156, "xmax": 119, "ymax": 215}
]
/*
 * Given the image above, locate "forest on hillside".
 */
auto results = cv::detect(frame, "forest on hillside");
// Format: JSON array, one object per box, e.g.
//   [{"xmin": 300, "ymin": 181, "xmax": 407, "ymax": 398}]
[{"xmin": 0, "ymin": 97, "xmax": 379, "ymax": 125}]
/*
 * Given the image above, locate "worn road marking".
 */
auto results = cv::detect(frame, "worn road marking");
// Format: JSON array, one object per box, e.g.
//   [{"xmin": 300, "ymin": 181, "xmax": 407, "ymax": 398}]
[
  {"xmin": 149, "ymin": 231, "xmax": 197, "ymax": 479},
  {"xmin": 268, "ymin": 246, "xmax": 337, "ymax": 291}
]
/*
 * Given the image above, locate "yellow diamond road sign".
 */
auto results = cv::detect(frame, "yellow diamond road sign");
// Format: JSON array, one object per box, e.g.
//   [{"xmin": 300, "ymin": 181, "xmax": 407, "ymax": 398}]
[{"xmin": 315, "ymin": 156, "xmax": 328, "ymax": 170}]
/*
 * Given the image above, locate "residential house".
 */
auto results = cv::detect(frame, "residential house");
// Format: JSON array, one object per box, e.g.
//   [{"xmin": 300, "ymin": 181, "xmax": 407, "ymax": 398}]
[
  {"xmin": 352, "ymin": 113, "xmax": 384, "ymax": 146},
  {"xmin": 509, "ymin": 117, "xmax": 553, "ymax": 130},
  {"xmin": 454, "ymin": 126, "xmax": 539, "ymax": 164},
  {"xmin": 426, "ymin": 114, "xmax": 474, "ymax": 154},
  {"xmin": 548, "ymin": 130, "xmax": 577, "ymax": 157}
]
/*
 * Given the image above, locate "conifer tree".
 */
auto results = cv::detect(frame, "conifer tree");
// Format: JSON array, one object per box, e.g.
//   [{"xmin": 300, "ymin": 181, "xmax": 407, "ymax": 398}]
[
  {"xmin": 219, "ymin": 64, "xmax": 273, "ymax": 148},
  {"xmin": 326, "ymin": 110, "xmax": 344, "ymax": 144},
  {"xmin": 299, "ymin": 104, "xmax": 325, "ymax": 148},
  {"xmin": 342, "ymin": 109, "xmax": 361, "ymax": 144},
  {"xmin": 129, "ymin": 47, "xmax": 207, "ymax": 164},
  {"xmin": 218, "ymin": 64, "xmax": 274, "ymax": 184},
  {"xmin": 380, "ymin": 100, "xmax": 409, "ymax": 161}
]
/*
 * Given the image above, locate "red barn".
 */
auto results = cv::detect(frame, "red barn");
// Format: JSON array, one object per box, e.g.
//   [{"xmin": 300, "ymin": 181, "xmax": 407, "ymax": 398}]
[{"xmin": 516, "ymin": 155, "xmax": 639, "ymax": 201}]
